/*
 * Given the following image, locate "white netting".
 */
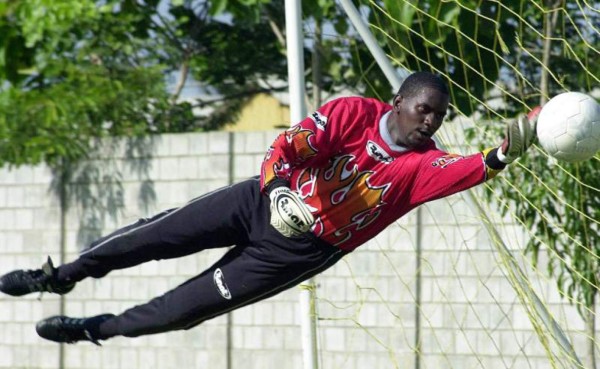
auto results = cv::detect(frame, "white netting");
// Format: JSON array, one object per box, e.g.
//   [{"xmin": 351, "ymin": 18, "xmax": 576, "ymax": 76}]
[{"xmin": 310, "ymin": 1, "xmax": 599, "ymax": 368}]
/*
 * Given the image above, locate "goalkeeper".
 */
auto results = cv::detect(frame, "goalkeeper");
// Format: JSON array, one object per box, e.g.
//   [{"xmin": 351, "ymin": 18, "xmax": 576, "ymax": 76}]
[{"xmin": 0, "ymin": 72, "xmax": 540, "ymax": 345}]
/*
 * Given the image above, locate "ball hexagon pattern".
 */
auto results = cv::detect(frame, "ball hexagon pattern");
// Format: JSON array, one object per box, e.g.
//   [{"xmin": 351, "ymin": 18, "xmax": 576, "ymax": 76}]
[{"xmin": 536, "ymin": 92, "xmax": 600, "ymax": 162}]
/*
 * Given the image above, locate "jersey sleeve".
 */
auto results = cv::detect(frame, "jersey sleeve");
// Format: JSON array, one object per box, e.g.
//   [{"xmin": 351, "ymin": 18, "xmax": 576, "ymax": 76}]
[
  {"xmin": 410, "ymin": 147, "xmax": 502, "ymax": 206},
  {"xmin": 260, "ymin": 98, "xmax": 353, "ymax": 193}
]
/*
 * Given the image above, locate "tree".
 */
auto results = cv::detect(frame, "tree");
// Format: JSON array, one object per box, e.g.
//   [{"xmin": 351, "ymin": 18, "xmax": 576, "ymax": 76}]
[
  {"xmin": 0, "ymin": 0, "xmax": 368, "ymax": 166},
  {"xmin": 0, "ymin": 0, "xmax": 195, "ymax": 168}
]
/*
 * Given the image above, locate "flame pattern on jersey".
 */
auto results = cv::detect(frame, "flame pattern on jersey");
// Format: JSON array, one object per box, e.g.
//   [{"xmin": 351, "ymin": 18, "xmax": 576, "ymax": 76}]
[
  {"xmin": 262, "ymin": 126, "xmax": 318, "ymax": 185},
  {"xmin": 296, "ymin": 155, "xmax": 390, "ymax": 246}
]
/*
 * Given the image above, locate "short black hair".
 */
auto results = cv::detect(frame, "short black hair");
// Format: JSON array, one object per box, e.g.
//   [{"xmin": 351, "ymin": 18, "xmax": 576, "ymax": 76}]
[{"xmin": 397, "ymin": 71, "xmax": 449, "ymax": 98}]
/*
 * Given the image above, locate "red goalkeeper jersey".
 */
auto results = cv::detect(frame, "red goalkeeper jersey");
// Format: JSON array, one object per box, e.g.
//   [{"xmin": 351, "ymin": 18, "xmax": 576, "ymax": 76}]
[{"xmin": 260, "ymin": 97, "xmax": 492, "ymax": 251}]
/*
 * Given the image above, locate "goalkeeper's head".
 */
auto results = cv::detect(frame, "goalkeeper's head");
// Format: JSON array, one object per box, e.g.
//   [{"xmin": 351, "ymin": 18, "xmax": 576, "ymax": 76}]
[{"xmin": 387, "ymin": 71, "xmax": 450, "ymax": 149}]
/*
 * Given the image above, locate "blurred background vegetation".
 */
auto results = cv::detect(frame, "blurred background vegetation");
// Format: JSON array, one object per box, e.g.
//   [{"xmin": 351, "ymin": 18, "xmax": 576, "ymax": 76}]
[{"xmin": 1, "ymin": 0, "xmax": 597, "ymax": 168}]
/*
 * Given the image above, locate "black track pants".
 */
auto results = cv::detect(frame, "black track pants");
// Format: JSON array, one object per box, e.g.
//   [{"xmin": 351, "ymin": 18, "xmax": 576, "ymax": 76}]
[{"xmin": 58, "ymin": 177, "xmax": 346, "ymax": 339}]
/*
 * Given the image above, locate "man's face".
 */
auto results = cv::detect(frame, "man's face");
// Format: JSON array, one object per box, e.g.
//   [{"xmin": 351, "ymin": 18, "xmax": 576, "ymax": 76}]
[{"xmin": 387, "ymin": 87, "xmax": 449, "ymax": 149}]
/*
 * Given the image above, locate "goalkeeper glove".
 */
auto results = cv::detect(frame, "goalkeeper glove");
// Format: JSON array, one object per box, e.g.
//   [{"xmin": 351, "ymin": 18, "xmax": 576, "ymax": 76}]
[
  {"xmin": 269, "ymin": 187, "xmax": 315, "ymax": 237},
  {"xmin": 497, "ymin": 106, "xmax": 542, "ymax": 164}
]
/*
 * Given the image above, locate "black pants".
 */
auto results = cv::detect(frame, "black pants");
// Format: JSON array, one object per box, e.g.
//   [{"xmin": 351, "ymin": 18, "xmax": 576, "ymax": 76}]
[{"xmin": 58, "ymin": 177, "xmax": 347, "ymax": 339}]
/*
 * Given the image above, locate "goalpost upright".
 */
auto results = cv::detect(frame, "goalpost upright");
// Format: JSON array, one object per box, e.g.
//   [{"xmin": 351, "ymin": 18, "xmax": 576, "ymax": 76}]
[{"xmin": 284, "ymin": 2, "xmax": 320, "ymax": 369}]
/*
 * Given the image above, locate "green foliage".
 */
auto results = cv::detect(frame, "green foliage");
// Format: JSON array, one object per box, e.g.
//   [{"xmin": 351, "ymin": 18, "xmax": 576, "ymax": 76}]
[
  {"xmin": 495, "ymin": 6, "xmax": 599, "ymax": 314},
  {"xmin": 498, "ymin": 151, "xmax": 600, "ymax": 313},
  {"xmin": 369, "ymin": 0, "xmax": 520, "ymax": 116},
  {"xmin": 187, "ymin": 15, "xmax": 286, "ymax": 85},
  {"xmin": 0, "ymin": 63, "xmax": 174, "ymax": 166},
  {"xmin": 368, "ymin": 0, "xmax": 600, "ymax": 317},
  {"xmin": 0, "ymin": 0, "xmax": 193, "ymax": 168},
  {"xmin": 457, "ymin": 1, "xmax": 600, "ymax": 315},
  {"xmin": 0, "ymin": 0, "xmax": 398, "ymax": 169}
]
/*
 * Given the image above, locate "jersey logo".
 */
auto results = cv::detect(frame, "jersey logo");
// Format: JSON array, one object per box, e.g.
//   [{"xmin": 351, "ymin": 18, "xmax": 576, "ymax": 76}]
[
  {"xmin": 366, "ymin": 140, "xmax": 393, "ymax": 164},
  {"xmin": 432, "ymin": 154, "xmax": 464, "ymax": 168},
  {"xmin": 213, "ymin": 268, "xmax": 232, "ymax": 300},
  {"xmin": 310, "ymin": 111, "xmax": 328, "ymax": 131}
]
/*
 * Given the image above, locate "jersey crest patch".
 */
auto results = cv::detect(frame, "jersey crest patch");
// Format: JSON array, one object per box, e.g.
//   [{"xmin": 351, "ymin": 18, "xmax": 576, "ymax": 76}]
[
  {"xmin": 366, "ymin": 140, "xmax": 393, "ymax": 164},
  {"xmin": 310, "ymin": 111, "xmax": 328, "ymax": 131},
  {"xmin": 432, "ymin": 154, "xmax": 464, "ymax": 168}
]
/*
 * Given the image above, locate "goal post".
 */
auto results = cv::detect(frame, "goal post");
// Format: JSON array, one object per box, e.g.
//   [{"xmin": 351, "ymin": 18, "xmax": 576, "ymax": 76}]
[{"xmin": 284, "ymin": 2, "xmax": 320, "ymax": 369}]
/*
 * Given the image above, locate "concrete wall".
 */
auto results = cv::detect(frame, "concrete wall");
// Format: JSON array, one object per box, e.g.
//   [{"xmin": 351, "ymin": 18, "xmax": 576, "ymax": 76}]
[{"xmin": 0, "ymin": 130, "xmax": 587, "ymax": 369}]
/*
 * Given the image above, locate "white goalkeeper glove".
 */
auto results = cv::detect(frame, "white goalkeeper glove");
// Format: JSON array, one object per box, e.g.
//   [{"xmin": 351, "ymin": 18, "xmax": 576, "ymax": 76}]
[
  {"xmin": 269, "ymin": 187, "xmax": 314, "ymax": 237},
  {"xmin": 497, "ymin": 106, "xmax": 542, "ymax": 164}
]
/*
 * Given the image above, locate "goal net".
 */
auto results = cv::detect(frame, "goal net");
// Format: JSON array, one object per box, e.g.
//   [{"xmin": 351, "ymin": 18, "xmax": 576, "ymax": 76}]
[{"xmin": 309, "ymin": 1, "xmax": 600, "ymax": 368}]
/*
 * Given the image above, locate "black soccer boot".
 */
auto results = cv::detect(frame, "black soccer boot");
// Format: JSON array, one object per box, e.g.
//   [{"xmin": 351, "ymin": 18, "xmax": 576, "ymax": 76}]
[
  {"xmin": 0, "ymin": 256, "xmax": 75, "ymax": 296},
  {"xmin": 36, "ymin": 314, "xmax": 115, "ymax": 346}
]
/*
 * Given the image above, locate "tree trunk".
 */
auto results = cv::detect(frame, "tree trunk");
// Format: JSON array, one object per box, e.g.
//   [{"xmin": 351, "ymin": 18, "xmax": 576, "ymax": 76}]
[
  {"xmin": 171, "ymin": 55, "xmax": 190, "ymax": 103},
  {"xmin": 540, "ymin": 0, "xmax": 561, "ymax": 106},
  {"xmin": 584, "ymin": 300, "xmax": 597, "ymax": 369}
]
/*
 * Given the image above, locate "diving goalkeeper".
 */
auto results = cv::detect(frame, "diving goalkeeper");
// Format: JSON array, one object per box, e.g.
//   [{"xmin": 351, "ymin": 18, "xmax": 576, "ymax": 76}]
[{"xmin": 0, "ymin": 72, "xmax": 540, "ymax": 345}]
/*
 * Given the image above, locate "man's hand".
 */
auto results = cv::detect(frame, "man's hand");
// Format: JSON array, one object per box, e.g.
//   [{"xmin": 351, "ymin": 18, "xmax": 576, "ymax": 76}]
[
  {"xmin": 269, "ymin": 187, "xmax": 314, "ymax": 237},
  {"xmin": 497, "ymin": 106, "xmax": 542, "ymax": 164}
]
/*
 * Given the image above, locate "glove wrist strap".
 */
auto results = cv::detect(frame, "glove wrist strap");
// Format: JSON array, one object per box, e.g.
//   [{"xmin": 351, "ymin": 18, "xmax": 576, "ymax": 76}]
[
  {"xmin": 496, "ymin": 146, "xmax": 511, "ymax": 164},
  {"xmin": 484, "ymin": 147, "xmax": 508, "ymax": 169},
  {"xmin": 265, "ymin": 179, "xmax": 291, "ymax": 196}
]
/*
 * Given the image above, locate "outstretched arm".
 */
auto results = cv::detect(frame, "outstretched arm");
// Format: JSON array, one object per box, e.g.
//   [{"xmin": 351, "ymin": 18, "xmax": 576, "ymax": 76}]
[{"xmin": 410, "ymin": 107, "xmax": 542, "ymax": 206}]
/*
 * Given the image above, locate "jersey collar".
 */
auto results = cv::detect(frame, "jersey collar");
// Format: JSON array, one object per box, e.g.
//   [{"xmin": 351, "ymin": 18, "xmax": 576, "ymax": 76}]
[{"xmin": 379, "ymin": 110, "xmax": 409, "ymax": 153}]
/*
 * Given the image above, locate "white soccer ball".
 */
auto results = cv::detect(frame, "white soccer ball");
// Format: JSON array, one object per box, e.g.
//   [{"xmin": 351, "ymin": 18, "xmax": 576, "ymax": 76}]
[{"xmin": 536, "ymin": 92, "xmax": 600, "ymax": 162}]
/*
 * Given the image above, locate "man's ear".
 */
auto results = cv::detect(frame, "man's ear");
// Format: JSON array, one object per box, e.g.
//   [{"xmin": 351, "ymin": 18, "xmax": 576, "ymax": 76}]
[{"xmin": 392, "ymin": 94, "xmax": 403, "ymax": 113}]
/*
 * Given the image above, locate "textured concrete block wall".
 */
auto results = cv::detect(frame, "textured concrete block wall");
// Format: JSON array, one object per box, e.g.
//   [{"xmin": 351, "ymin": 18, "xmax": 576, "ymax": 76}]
[{"xmin": 0, "ymin": 130, "xmax": 586, "ymax": 369}]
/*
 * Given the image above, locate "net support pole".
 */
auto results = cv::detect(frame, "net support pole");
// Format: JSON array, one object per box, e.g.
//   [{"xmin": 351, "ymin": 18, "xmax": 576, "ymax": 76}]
[
  {"xmin": 285, "ymin": 0, "xmax": 307, "ymax": 124},
  {"xmin": 338, "ymin": 0, "xmax": 403, "ymax": 91},
  {"xmin": 338, "ymin": 1, "xmax": 583, "ymax": 366},
  {"xmin": 285, "ymin": 2, "xmax": 319, "ymax": 369}
]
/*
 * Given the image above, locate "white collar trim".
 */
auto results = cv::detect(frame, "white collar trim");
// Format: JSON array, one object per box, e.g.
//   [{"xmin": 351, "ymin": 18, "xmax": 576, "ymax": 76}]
[{"xmin": 379, "ymin": 111, "xmax": 409, "ymax": 153}]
